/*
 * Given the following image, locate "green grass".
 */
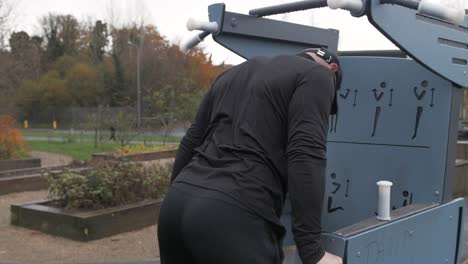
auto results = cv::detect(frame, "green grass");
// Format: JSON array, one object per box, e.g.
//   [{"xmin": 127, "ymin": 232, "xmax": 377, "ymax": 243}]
[
  {"xmin": 22, "ymin": 131, "xmax": 182, "ymax": 143},
  {"xmin": 27, "ymin": 140, "xmax": 121, "ymax": 161}
]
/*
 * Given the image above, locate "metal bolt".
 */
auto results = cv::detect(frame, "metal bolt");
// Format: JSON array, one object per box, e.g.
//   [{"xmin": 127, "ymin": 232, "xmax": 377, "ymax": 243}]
[
  {"xmin": 409, "ymin": 230, "xmax": 414, "ymax": 237},
  {"xmin": 356, "ymin": 251, "xmax": 361, "ymax": 257},
  {"xmin": 434, "ymin": 190, "xmax": 440, "ymax": 196},
  {"xmin": 445, "ymin": 258, "xmax": 449, "ymax": 263},
  {"xmin": 449, "ymin": 216, "xmax": 453, "ymax": 220},
  {"xmin": 230, "ymin": 18, "xmax": 237, "ymax": 27}
]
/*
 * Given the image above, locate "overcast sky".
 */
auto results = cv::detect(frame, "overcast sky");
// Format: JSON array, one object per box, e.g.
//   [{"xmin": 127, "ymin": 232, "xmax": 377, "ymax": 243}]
[{"xmin": 13, "ymin": 0, "xmax": 468, "ymax": 65}]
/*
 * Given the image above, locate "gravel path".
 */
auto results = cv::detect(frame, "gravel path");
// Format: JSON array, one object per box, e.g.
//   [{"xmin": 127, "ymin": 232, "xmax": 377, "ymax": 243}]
[
  {"xmin": 0, "ymin": 191, "xmax": 160, "ymax": 264},
  {"xmin": 30, "ymin": 151, "xmax": 74, "ymax": 168}
]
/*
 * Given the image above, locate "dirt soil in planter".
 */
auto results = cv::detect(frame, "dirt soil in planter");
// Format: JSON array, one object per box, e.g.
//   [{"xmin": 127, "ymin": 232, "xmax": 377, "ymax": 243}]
[
  {"xmin": 30, "ymin": 151, "xmax": 74, "ymax": 168},
  {"xmin": 141, "ymin": 158, "xmax": 174, "ymax": 167},
  {"xmin": 0, "ymin": 191, "xmax": 160, "ymax": 264}
]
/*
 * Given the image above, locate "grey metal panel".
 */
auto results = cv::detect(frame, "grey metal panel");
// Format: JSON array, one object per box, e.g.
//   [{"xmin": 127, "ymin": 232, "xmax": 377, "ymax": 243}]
[
  {"xmin": 322, "ymin": 57, "xmax": 454, "ymax": 232},
  {"xmin": 367, "ymin": 0, "xmax": 468, "ymax": 87},
  {"xmin": 220, "ymin": 12, "xmax": 339, "ymax": 51},
  {"xmin": 207, "ymin": 4, "xmax": 339, "ymax": 58},
  {"xmin": 346, "ymin": 198, "xmax": 464, "ymax": 264},
  {"xmin": 321, "ymin": 233, "xmax": 347, "ymax": 258},
  {"xmin": 282, "ymin": 200, "xmax": 464, "ymax": 263},
  {"xmin": 281, "ymin": 233, "xmax": 347, "ymax": 264},
  {"xmin": 281, "ymin": 56, "xmax": 455, "ymax": 240},
  {"xmin": 213, "ymin": 35, "xmax": 328, "ymax": 61},
  {"xmin": 335, "ymin": 203, "xmax": 436, "ymax": 237},
  {"xmin": 208, "ymin": 3, "xmax": 225, "ymax": 32},
  {"xmin": 283, "ymin": 199, "xmax": 465, "ymax": 264}
]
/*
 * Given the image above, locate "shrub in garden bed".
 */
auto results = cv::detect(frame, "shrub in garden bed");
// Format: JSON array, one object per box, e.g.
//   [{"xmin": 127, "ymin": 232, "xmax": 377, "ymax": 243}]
[
  {"xmin": 11, "ymin": 159, "xmax": 172, "ymax": 240},
  {"xmin": 44, "ymin": 159, "xmax": 172, "ymax": 210}
]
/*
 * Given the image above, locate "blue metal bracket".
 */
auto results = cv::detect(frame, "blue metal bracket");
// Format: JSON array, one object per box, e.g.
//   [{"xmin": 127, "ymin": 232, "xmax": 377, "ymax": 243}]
[
  {"xmin": 208, "ymin": 3, "xmax": 225, "ymax": 35},
  {"xmin": 345, "ymin": 198, "xmax": 465, "ymax": 264},
  {"xmin": 368, "ymin": 0, "xmax": 468, "ymax": 88},
  {"xmin": 207, "ymin": 3, "xmax": 339, "ymax": 59},
  {"xmin": 282, "ymin": 199, "xmax": 465, "ymax": 263}
]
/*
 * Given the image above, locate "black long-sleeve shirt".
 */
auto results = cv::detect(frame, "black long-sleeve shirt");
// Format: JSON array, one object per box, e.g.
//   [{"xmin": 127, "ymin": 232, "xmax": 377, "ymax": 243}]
[{"xmin": 172, "ymin": 54, "xmax": 335, "ymax": 264}]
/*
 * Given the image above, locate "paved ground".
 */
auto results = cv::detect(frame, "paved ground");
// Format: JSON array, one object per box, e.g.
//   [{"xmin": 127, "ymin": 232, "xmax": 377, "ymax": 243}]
[
  {"xmin": 0, "ymin": 191, "xmax": 160, "ymax": 264},
  {"xmin": 83, "ymin": 197, "xmax": 468, "ymax": 264},
  {"xmin": 1, "ymin": 191, "xmax": 467, "ymax": 264}
]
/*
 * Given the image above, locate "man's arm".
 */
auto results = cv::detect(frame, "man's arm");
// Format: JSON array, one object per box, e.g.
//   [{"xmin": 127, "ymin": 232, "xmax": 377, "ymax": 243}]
[
  {"xmin": 286, "ymin": 66, "xmax": 335, "ymax": 264},
  {"xmin": 171, "ymin": 88, "xmax": 213, "ymax": 182}
]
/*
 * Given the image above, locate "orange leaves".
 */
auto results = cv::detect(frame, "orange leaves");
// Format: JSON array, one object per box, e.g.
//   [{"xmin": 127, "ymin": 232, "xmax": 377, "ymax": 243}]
[
  {"xmin": 0, "ymin": 115, "xmax": 15, "ymax": 128},
  {"xmin": 0, "ymin": 115, "xmax": 29, "ymax": 160},
  {"xmin": 188, "ymin": 49, "xmax": 224, "ymax": 90}
]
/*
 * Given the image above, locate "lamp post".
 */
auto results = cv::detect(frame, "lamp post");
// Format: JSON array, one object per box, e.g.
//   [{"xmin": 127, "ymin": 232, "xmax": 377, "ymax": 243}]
[{"xmin": 128, "ymin": 36, "xmax": 143, "ymax": 128}]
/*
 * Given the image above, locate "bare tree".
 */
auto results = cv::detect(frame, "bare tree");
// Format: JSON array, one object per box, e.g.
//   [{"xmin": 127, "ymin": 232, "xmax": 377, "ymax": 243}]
[
  {"xmin": 131, "ymin": 0, "xmax": 151, "ymax": 29},
  {"xmin": 105, "ymin": 0, "xmax": 151, "ymax": 29},
  {"xmin": 0, "ymin": 0, "xmax": 17, "ymax": 47},
  {"xmin": 105, "ymin": 0, "xmax": 121, "ymax": 31}
]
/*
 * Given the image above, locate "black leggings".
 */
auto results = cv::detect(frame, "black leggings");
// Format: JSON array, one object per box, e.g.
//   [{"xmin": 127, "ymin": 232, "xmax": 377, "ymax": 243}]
[{"xmin": 157, "ymin": 184, "xmax": 281, "ymax": 264}]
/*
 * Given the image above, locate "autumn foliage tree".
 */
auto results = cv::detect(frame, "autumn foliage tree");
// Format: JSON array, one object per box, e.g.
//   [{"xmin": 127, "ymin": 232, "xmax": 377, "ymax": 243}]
[
  {"xmin": 8, "ymin": 14, "xmax": 225, "ymax": 128},
  {"xmin": 0, "ymin": 115, "xmax": 29, "ymax": 160},
  {"xmin": 16, "ymin": 70, "xmax": 72, "ymax": 121}
]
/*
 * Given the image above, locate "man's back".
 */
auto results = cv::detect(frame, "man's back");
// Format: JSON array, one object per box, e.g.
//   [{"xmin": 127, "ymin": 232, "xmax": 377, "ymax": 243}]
[
  {"xmin": 166, "ymin": 52, "xmax": 338, "ymax": 264},
  {"xmin": 174, "ymin": 54, "xmax": 334, "ymax": 231}
]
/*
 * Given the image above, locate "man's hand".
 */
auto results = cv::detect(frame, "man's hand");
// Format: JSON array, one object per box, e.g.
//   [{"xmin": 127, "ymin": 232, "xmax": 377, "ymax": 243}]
[{"xmin": 317, "ymin": 251, "xmax": 343, "ymax": 264}]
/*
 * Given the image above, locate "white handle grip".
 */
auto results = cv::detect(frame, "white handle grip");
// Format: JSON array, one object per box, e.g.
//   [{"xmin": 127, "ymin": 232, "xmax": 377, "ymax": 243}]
[
  {"xmin": 327, "ymin": 0, "xmax": 363, "ymax": 12},
  {"xmin": 418, "ymin": 0, "xmax": 465, "ymax": 25},
  {"xmin": 377, "ymin": 180, "xmax": 393, "ymax": 221},
  {"xmin": 180, "ymin": 34, "xmax": 204, "ymax": 53},
  {"xmin": 186, "ymin": 18, "xmax": 219, "ymax": 33}
]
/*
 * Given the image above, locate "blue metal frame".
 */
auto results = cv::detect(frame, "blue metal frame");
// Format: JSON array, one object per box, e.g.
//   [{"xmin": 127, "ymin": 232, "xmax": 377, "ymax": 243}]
[
  {"xmin": 282, "ymin": 199, "xmax": 465, "ymax": 263},
  {"xmin": 368, "ymin": 0, "xmax": 468, "ymax": 88},
  {"xmin": 345, "ymin": 198, "xmax": 465, "ymax": 264},
  {"xmin": 195, "ymin": 2, "xmax": 467, "ymax": 263},
  {"xmin": 208, "ymin": 3, "xmax": 339, "ymax": 58}
]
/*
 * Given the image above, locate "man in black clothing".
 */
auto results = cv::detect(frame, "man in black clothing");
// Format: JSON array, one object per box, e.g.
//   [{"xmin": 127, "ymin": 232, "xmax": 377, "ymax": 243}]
[{"xmin": 158, "ymin": 48, "xmax": 343, "ymax": 264}]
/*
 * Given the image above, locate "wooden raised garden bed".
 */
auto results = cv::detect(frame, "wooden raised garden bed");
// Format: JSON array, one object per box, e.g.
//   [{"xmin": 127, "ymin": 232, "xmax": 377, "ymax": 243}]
[
  {"xmin": 0, "ymin": 166, "xmax": 90, "ymax": 196},
  {"xmin": 91, "ymin": 149, "xmax": 177, "ymax": 164},
  {"xmin": 0, "ymin": 174, "xmax": 48, "ymax": 195},
  {"xmin": 0, "ymin": 158, "xmax": 41, "ymax": 172},
  {"xmin": 11, "ymin": 198, "xmax": 162, "ymax": 241}
]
